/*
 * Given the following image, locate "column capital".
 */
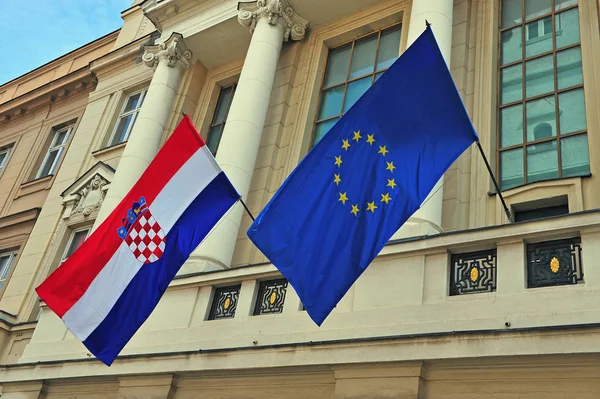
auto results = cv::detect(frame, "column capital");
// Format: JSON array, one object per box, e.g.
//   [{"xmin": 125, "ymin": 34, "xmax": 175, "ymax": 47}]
[
  {"xmin": 142, "ymin": 32, "xmax": 193, "ymax": 69},
  {"xmin": 238, "ymin": 0, "xmax": 309, "ymax": 42}
]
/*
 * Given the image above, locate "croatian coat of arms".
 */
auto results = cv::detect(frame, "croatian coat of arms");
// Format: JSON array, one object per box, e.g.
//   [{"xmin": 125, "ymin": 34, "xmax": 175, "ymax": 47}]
[{"xmin": 117, "ymin": 196, "xmax": 166, "ymax": 264}]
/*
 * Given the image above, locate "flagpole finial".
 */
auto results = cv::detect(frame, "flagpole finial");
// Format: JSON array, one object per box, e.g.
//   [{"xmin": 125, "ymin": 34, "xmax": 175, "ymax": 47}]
[{"xmin": 425, "ymin": 19, "xmax": 431, "ymax": 28}]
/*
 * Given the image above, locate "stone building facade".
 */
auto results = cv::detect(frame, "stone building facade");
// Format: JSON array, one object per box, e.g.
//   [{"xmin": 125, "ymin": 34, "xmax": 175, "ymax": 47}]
[{"xmin": 1, "ymin": 0, "xmax": 600, "ymax": 397}]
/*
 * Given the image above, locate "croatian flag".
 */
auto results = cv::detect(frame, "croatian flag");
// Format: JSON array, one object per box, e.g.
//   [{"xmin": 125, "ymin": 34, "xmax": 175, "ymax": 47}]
[{"xmin": 36, "ymin": 115, "xmax": 239, "ymax": 366}]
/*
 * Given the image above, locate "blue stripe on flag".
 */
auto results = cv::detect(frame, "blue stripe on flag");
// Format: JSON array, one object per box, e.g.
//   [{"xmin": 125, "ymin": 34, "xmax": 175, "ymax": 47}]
[{"xmin": 82, "ymin": 172, "xmax": 238, "ymax": 365}]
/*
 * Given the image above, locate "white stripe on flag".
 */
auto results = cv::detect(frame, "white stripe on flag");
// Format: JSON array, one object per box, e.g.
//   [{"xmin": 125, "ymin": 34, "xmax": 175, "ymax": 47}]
[{"xmin": 62, "ymin": 146, "xmax": 221, "ymax": 340}]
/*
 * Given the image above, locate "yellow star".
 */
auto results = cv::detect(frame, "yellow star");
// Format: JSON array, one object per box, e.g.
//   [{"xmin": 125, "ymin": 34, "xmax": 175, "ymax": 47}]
[
  {"xmin": 386, "ymin": 161, "xmax": 396, "ymax": 172},
  {"xmin": 341, "ymin": 139, "xmax": 350, "ymax": 151},
  {"xmin": 380, "ymin": 193, "xmax": 392, "ymax": 204},
  {"xmin": 366, "ymin": 134, "xmax": 375, "ymax": 145},
  {"xmin": 334, "ymin": 156, "xmax": 342, "ymax": 167},
  {"xmin": 378, "ymin": 145, "xmax": 389, "ymax": 156},
  {"xmin": 352, "ymin": 130, "xmax": 362, "ymax": 142},
  {"xmin": 387, "ymin": 178, "xmax": 397, "ymax": 189},
  {"xmin": 350, "ymin": 204, "xmax": 360, "ymax": 216},
  {"xmin": 366, "ymin": 201, "xmax": 378, "ymax": 213},
  {"xmin": 338, "ymin": 192, "xmax": 348, "ymax": 205},
  {"xmin": 333, "ymin": 174, "xmax": 341, "ymax": 185}
]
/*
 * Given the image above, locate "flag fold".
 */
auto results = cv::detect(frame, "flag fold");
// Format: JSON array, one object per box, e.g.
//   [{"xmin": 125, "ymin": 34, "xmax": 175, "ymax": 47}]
[
  {"xmin": 247, "ymin": 26, "xmax": 478, "ymax": 326},
  {"xmin": 36, "ymin": 115, "xmax": 239, "ymax": 365}
]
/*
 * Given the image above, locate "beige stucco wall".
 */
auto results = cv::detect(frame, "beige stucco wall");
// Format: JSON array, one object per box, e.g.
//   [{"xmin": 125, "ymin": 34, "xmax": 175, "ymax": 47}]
[
  {"xmin": 18, "ymin": 210, "xmax": 600, "ymax": 363},
  {"xmin": 0, "ymin": 27, "xmax": 119, "ymax": 372},
  {"xmin": 2, "ymin": 0, "xmax": 600, "ymax": 397}
]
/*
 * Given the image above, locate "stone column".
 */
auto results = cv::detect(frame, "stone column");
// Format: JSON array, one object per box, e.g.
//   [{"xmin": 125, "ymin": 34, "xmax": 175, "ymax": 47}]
[
  {"xmin": 394, "ymin": 0, "xmax": 454, "ymax": 239},
  {"xmin": 188, "ymin": 0, "xmax": 308, "ymax": 272},
  {"xmin": 93, "ymin": 33, "xmax": 192, "ymax": 229},
  {"xmin": 407, "ymin": 0, "xmax": 454, "ymax": 62}
]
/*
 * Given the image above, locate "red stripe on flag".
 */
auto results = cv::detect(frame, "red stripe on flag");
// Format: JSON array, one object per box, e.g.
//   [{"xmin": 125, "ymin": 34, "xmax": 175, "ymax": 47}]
[{"xmin": 36, "ymin": 115, "xmax": 205, "ymax": 317}]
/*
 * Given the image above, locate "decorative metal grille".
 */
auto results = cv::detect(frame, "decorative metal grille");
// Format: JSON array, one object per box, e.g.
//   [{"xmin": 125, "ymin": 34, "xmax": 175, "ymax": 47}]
[
  {"xmin": 254, "ymin": 279, "xmax": 288, "ymax": 315},
  {"xmin": 450, "ymin": 250, "xmax": 497, "ymax": 296},
  {"xmin": 208, "ymin": 285, "xmax": 241, "ymax": 320},
  {"xmin": 527, "ymin": 238, "xmax": 583, "ymax": 288}
]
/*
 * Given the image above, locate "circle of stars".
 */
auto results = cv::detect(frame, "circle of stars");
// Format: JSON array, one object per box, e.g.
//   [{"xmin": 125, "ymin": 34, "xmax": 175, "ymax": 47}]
[{"xmin": 333, "ymin": 130, "xmax": 396, "ymax": 217}]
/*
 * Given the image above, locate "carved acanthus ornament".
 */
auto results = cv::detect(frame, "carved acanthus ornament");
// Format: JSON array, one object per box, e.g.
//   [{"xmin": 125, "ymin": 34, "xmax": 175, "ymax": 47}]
[
  {"xmin": 72, "ymin": 174, "xmax": 108, "ymax": 217},
  {"xmin": 238, "ymin": 0, "xmax": 309, "ymax": 42},
  {"xmin": 142, "ymin": 32, "xmax": 193, "ymax": 69},
  {"xmin": 61, "ymin": 174, "xmax": 109, "ymax": 220},
  {"xmin": 62, "ymin": 163, "xmax": 114, "ymax": 221}
]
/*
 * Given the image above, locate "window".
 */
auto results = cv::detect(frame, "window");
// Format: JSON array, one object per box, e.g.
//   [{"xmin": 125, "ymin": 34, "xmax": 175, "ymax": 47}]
[
  {"xmin": 0, "ymin": 251, "xmax": 17, "ymax": 293},
  {"xmin": 312, "ymin": 23, "xmax": 402, "ymax": 146},
  {"xmin": 527, "ymin": 237, "xmax": 582, "ymax": 288},
  {"xmin": 208, "ymin": 285, "xmax": 241, "ymax": 320},
  {"xmin": 253, "ymin": 279, "xmax": 287, "ymax": 315},
  {"xmin": 514, "ymin": 203, "xmax": 568, "ymax": 222},
  {"xmin": 108, "ymin": 89, "xmax": 147, "ymax": 146},
  {"xmin": 0, "ymin": 147, "xmax": 10, "ymax": 174},
  {"xmin": 498, "ymin": 0, "xmax": 589, "ymax": 191},
  {"xmin": 533, "ymin": 122, "xmax": 553, "ymax": 140},
  {"xmin": 36, "ymin": 125, "xmax": 73, "ymax": 179},
  {"xmin": 61, "ymin": 228, "xmax": 90, "ymax": 263},
  {"xmin": 206, "ymin": 84, "xmax": 236, "ymax": 155},
  {"xmin": 449, "ymin": 250, "xmax": 497, "ymax": 295},
  {"xmin": 512, "ymin": 195, "xmax": 569, "ymax": 222},
  {"xmin": 526, "ymin": 16, "xmax": 552, "ymax": 40}
]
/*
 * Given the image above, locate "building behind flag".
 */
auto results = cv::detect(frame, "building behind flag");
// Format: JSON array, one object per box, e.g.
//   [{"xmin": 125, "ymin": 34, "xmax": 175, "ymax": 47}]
[
  {"xmin": 35, "ymin": 115, "xmax": 239, "ymax": 365},
  {"xmin": 0, "ymin": 0, "xmax": 598, "ymax": 396},
  {"xmin": 247, "ymin": 25, "xmax": 478, "ymax": 326}
]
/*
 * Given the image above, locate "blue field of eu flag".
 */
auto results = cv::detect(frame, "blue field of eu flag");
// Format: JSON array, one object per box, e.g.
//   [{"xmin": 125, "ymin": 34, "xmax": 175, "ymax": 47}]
[{"xmin": 247, "ymin": 25, "xmax": 479, "ymax": 326}]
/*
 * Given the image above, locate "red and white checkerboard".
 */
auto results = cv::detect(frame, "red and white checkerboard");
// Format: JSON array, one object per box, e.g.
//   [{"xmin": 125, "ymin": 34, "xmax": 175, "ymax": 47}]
[{"xmin": 124, "ymin": 211, "xmax": 166, "ymax": 264}]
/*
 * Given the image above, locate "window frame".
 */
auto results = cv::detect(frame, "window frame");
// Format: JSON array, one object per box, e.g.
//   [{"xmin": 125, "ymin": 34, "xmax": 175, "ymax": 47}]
[
  {"xmin": 60, "ymin": 227, "xmax": 91, "ymax": 264},
  {"xmin": 206, "ymin": 83, "xmax": 237, "ymax": 155},
  {"xmin": 496, "ymin": 0, "xmax": 588, "ymax": 191},
  {"xmin": 0, "ymin": 251, "xmax": 18, "ymax": 296},
  {"xmin": 0, "ymin": 147, "xmax": 11, "ymax": 175},
  {"xmin": 107, "ymin": 88, "xmax": 148, "ymax": 147},
  {"xmin": 35, "ymin": 125, "xmax": 74, "ymax": 179},
  {"xmin": 310, "ymin": 22, "xmax": 403, "ymax": 147}
]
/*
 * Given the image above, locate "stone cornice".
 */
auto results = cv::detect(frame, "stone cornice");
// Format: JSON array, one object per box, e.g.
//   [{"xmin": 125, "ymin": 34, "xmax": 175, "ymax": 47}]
[
  {"xmin": 0, "ymin": 30, "xmax": 117, "ymax": 97},
  {"xmin": 89, "ymin": 32, "xmax": 159, "ymax": 77},
  {"xmin": 170, "ymin": 209, "xmax": 600, "ymax": 288},
  {"xmin": 141, "ymin": 0, "xmax": 213, "ymax": 32},
  {"xmin": 5, "ymin": 328, "xmax": 600, "ymax": 381},
  {"xmin": 121, "ymin": 1, "xmax": 143, "ymax": 19},
  {"xmin": 0, "ymin": 29, "xmax": 119, "ymax": 125},
  {"xmin": 0, "ymin": 68, "xmax": 96, "ymax": 126},
  {"xmin": 0, "ymin": 208, "xmax": 41, "ymax": 231},
  {"xmin": 238, "ymin": 0, "xmax": 309, "ymax": 42},
  {"xmin": 142, "ymin": 32, "xmax": 193, "ymax": 69}
]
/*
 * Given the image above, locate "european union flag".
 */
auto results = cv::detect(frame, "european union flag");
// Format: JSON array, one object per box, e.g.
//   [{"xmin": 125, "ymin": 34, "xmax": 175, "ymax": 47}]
[{"xmin": 247, "ymin": 26, "xmax": 479, "ymax": 325}]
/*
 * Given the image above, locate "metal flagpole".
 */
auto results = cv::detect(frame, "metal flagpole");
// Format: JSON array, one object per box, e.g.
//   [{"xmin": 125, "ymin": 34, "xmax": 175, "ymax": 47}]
[
  {"xmin": 423, "ymin": 21, "xmax": 512, "ymax": 223},
  {"xmin": 475, "ymin": 141, "xmax": 513, "ymax": 223},
  {"xmin": 239, "ymin": 198, "xmax": 256, "ymax": 222},
  {"xmin": 180, "ymin": 111, "xmax": 256, "ymax": 222}
]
